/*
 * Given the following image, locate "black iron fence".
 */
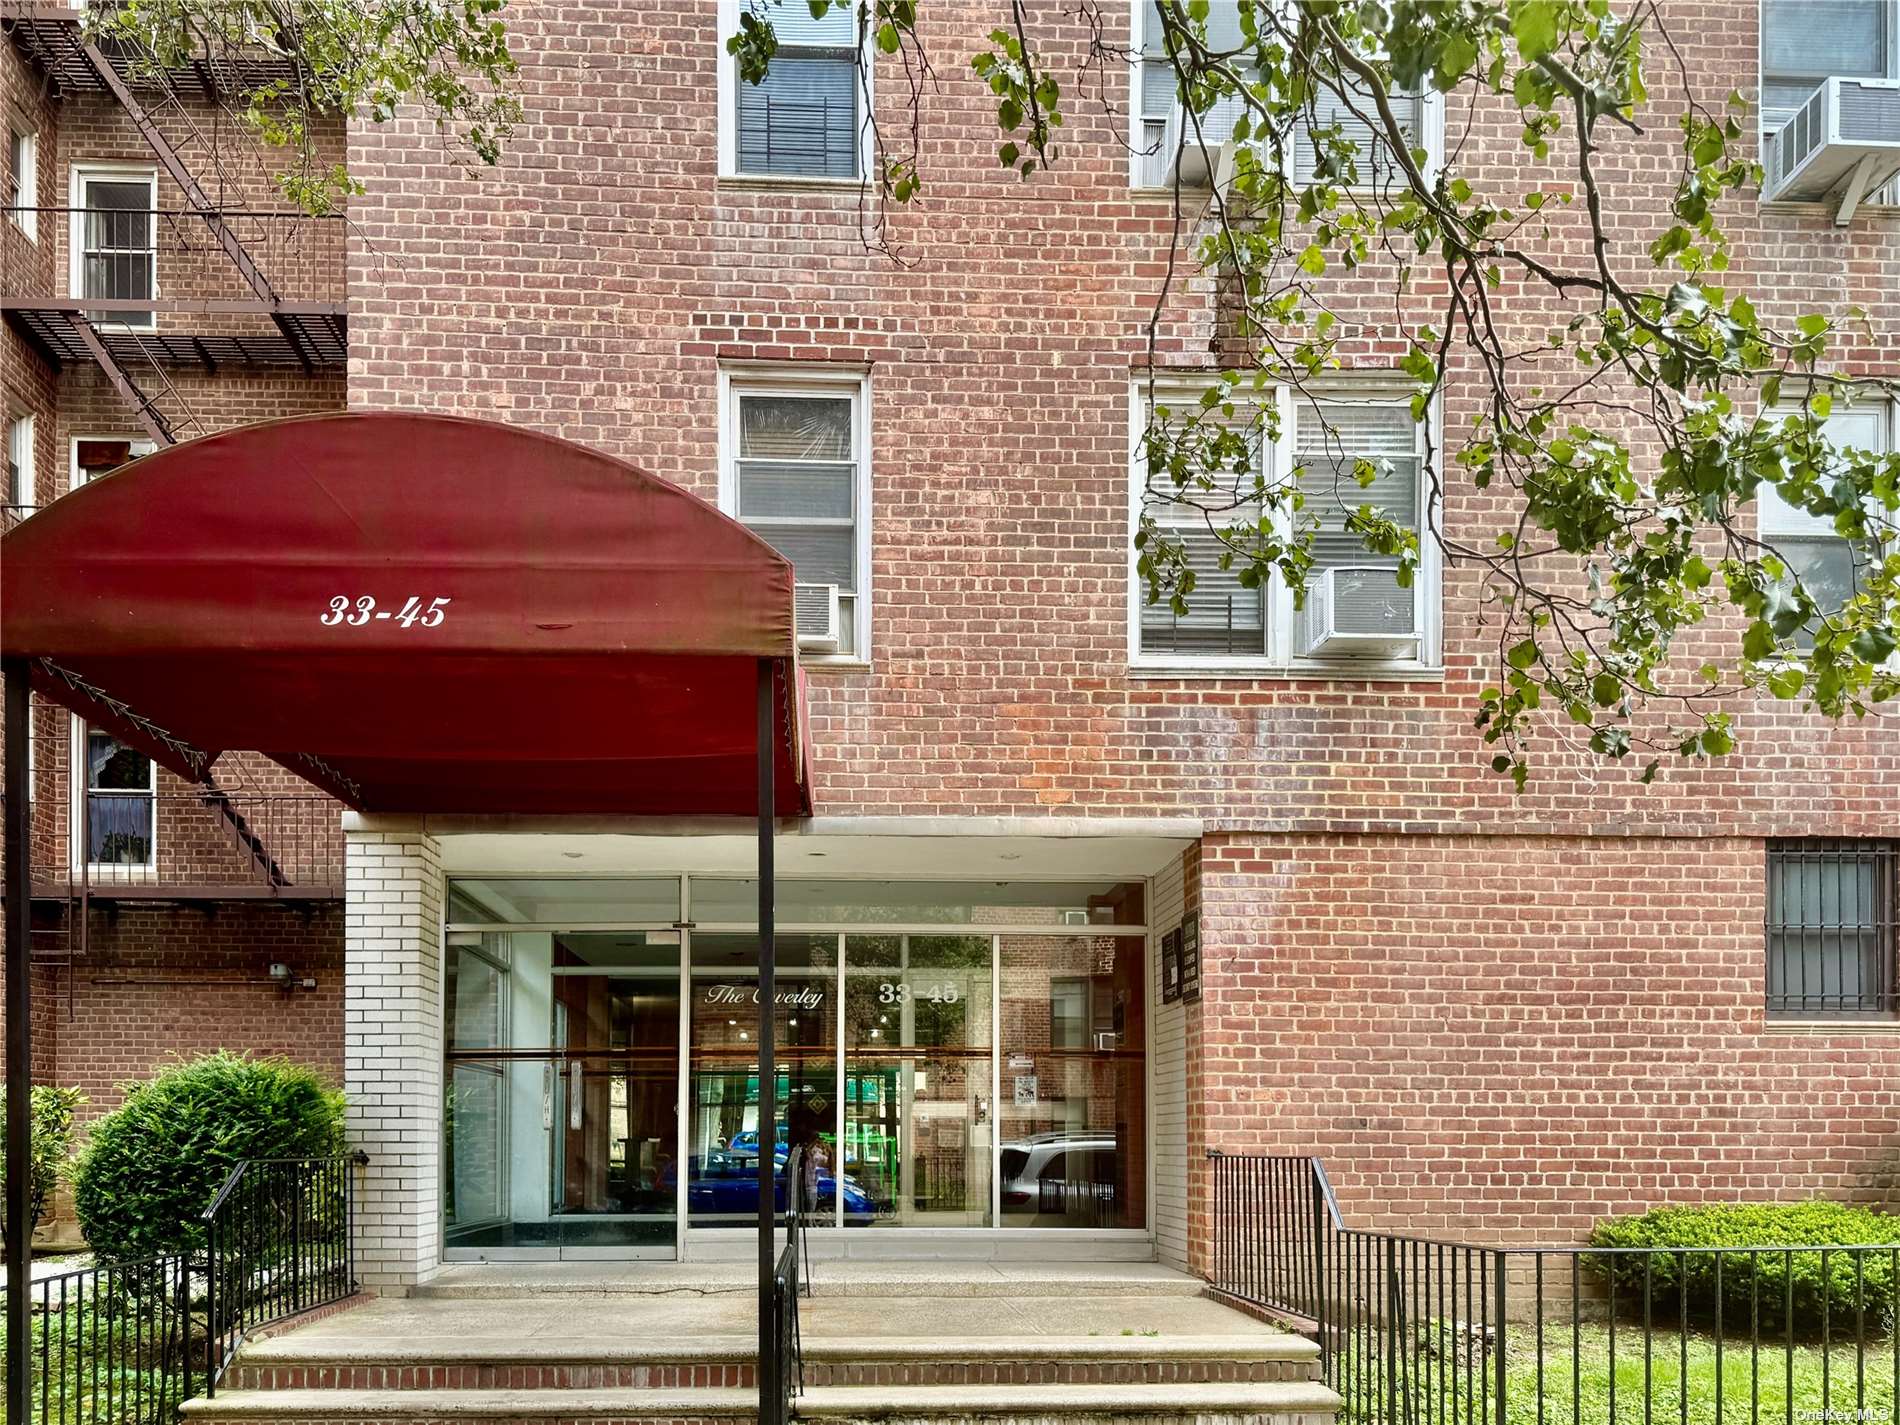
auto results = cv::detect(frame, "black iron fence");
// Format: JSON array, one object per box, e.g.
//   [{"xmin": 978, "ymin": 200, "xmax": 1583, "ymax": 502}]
[
  {"xmin": 1209, "ymin": 1151, "xmax": 1900, "ymax": 1425},
  {"xmin": 17, "ymin": 1256, "xmax": 193, "ymax": 1425},
  {"xmin": 201, "ymin": 1154, "xmax": 365, "ymax": 1394},
  {"xmin": 1, "ymin": 1154, "xmax": 363, "ymax": 1423}
]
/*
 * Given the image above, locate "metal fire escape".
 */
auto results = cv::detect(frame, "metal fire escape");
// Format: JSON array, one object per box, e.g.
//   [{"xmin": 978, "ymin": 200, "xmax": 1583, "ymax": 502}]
[
  {"xmin": 1, "ymin": 2, "xmax": 347, "ymax": 445},
  {"xmin": 1, "ymin": 4, "xmax": 346, "ymax": 965}
]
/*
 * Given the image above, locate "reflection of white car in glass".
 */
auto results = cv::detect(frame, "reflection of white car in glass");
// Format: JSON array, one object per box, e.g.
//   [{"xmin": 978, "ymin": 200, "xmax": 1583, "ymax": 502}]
[{"xmin": 1000, "ymin": 1132, "xmax": 1119, "ymax": 1216}]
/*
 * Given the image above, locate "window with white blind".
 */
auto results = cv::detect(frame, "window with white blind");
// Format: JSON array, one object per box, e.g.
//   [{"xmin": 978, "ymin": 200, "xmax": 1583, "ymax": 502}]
[
  {"xmin": 1131, "ymin": 382, "xmax": 1437, "ymax": 670},
  {"xmin": 1766, "ymin": 840, "xmax": 1898, "ymax": 1017},
  {"xmin": 1759, "ymin": 404, "xmax": 1890, "ymax": 650},
  {"xmin": 6, "ymin": 127, "xmax": 36, "ymax": 237},
  {"xmin": 1133, "ymin": 1, "xmax": 1431, "ymax": 190},
  {"xmin": 1760, "ymin": 1, "xmax": 1900, "ymax": 202},
  {"xmin": 719, "ymin": 372, "xmax": 870, "ymax": 661},
  {"xmin": 76, "ymin": 724, "xmax": 157, "ymax": 870},
  {"xmin": 722, "ymin": 0, "xmax": 865, "ymax": 180},
  {"xmin": 6, "ymin": 413, "xmax": 33, "ymax": 514}
]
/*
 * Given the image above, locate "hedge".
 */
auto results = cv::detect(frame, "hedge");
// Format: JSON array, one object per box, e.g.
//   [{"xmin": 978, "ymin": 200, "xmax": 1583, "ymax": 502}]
[
  {"xmin": 70, "ymin": 1052, "xmax": 346, "ymax": 1265},
  {"xmin": 1586, "ymin": 1202, "xmax": 1900, "ymax": 1334}
]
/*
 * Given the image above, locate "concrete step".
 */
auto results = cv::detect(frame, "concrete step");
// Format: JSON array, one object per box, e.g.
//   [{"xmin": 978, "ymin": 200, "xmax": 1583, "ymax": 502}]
[
  {"xmin": 223, "ymin": 1332, "xmax": 1322, "ymax": 1392},
  {"xmin": 412, "ymin": 1263, "xmax": 1205, "ymax": 1300},
  {"xmin": 184, "ymin": 1379, "xmax": 1341, "ymax": 1423}
]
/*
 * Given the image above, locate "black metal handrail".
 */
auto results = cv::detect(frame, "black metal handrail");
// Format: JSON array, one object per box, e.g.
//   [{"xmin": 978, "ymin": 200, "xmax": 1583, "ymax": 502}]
[
  {"xmin": 769, "ymin": 1144, "xmax": 810, "ymax": 1424},
  {"xmin": 201, "ymin": 1152, "xmax": 366, "ymax": 1395},
  {"xmin": 1210, "ymin": 1151, "xmax": 1900, "ymax": 1425}
]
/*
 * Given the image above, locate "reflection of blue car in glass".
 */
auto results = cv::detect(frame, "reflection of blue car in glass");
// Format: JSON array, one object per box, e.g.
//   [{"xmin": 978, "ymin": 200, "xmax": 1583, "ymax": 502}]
[
  {"xmin": 727, "ymin": 1126, "xmax": 788, "ymax": 1157},
  {"xmin": 675, "ymin": 1150, "xmax": 877, "ymax": 1219}
]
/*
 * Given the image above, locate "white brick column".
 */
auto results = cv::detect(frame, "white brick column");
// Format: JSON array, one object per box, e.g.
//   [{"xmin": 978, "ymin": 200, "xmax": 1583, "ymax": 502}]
[{"xmin": 345, "ymin": 828, "xmax": 444, "ymax": 1291}]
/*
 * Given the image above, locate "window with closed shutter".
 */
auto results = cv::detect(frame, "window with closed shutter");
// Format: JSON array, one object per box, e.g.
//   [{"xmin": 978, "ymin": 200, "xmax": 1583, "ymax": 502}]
[
  {"xmin": 728, "ymin": 383, "xmax": 864, "ymax": 657},
  {"xmin": 734, "ymin": 2, "xmax": 861, "ymax": 179}
]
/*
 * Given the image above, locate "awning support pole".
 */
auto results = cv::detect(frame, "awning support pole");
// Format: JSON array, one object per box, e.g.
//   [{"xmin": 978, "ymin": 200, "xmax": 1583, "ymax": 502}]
[
  {"xmin": 5, "ymin": 656, "xmax": 33, "ymax": 1425},
  {"xmin": 755, "ymin": 658, "xmax": 778, "ymax": 1423}
]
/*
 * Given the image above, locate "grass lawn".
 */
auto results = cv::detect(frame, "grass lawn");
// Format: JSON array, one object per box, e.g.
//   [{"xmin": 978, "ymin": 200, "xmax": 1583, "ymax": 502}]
[{"xmin": 1342, "ymin": 1323, "xmax": 1898, "ymax": 1425}]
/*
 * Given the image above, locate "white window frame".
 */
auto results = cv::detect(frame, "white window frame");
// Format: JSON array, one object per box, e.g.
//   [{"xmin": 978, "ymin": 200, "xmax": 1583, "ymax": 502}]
[
  {"xmin": 1758, "ymin": 0, "xmax": 1900, "ymax": 207},
  {"xmin": 70, "ymin": 434, "xmax": 158, "ymax": 496},
  {"xmin": 5, "ymin": 413, "xmax": 32, "ymax": 513},
  {"xmin": 716, "ymin": 0, "xmax": 874, "ymax": 184},
  {"xmin": 71, "ymin": 719, "xmax": 158, "ymax": 875},
  {"xmin": 7, "ymin": 126, "xmax": 37, "ymax": 239},
  {"xmin": 69, "ymin": 164, "xmax": 160, "ymax": 331},
  {"xmin": 1127, "ymin": 374, "xmax": 1442, "ymax": 677},
  {"xmin": 1759, "ymin": 397, "xmax": 1895, "ymax": 645},
  {"xmin": 1127, "ymin": 1, "xmax": 1442, "ymax": 193},
  {"xmin": 717, "ymin": 366, "xmax": 873, "ymax": 666}
]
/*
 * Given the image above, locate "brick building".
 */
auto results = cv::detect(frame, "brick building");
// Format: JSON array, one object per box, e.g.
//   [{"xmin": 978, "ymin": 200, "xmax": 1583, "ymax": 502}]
[
  {"xmin": 0, "ymin": 4, "xmax": 346, "ymax": 1206},
  {"xmin": 4, "ymin": 0, "xmax": 1898, "ymax": 1283}
]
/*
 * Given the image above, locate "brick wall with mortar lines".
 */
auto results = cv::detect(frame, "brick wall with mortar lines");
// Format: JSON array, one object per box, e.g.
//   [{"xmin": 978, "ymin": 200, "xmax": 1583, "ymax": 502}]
[
  {"xmin": 29, "ymin": 902, "xmax": 343, "ymax": 1115},
  {"xmin": 337, "ymin": 0, "xmax": 1898, "ymax": 836},
  {"xmin": 1181, "ymin": 832, "xmax": 1900, "ymax": 1271}
]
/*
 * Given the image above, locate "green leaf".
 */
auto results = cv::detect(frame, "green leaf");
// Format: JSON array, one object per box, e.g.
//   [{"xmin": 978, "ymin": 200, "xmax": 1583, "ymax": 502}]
[{"xmin": 1506, "ymin": 638, "xmax": 1540, "ymax": 670}]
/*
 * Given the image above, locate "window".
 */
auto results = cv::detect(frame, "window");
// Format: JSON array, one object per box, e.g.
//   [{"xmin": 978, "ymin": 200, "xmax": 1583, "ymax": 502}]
[
  {"xmin": 720, "ymin": 372, "xmax": 869, "ymax": 660},
  {"xmin": 1293, "ymin": 397, "xmax": 1425, "ymax": 659},
  {"xmin": 1132, "ymin": 380, "xmax": 1436, "ymax": 670},
  {"xmin": 71, "ymin": 168, "xmax": 158, "ymax": 329},
  {"xmin": 1758, "ymin": 404, "xmax": 1889, "ymax": 649},
  {"xmin": 5, "ymin": 414, "xmax": 32, "ymax": 514},
  {"xmin": 70, "ymin": 436, "xmax": 157, "ymax": 495},
  {"xmin": 1766, "ymin": 840, "xmax": 1898, "ymax": 1017},
  {"xmin": 1761, "ymin": 1, "xmax": 1898, "ymax": 130},
  {"xmin": 1760, "ymin": 1, "xmax": 1900, "ymax": 203},
  {"xmin": 721, "ymin": 0, "xmax": 865, "ymax": 180},
  {"xmin": 6, "ymin": 127, "xmax": 36, "ymax": 238},
  {"xmin": 80, "ymin": 726, "xmax": 156, "ymax": 869},
  {"xmin": 1134, "ymin": 1, "xmax": 1431, "ymax": 190}
]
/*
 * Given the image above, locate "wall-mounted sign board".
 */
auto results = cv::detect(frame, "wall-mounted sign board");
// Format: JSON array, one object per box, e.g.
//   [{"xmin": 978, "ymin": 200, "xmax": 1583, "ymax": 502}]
[
  {"xmin": 1179, "ymin": 915, "xmax": 1201, "ymax": 1002},
  {"xmin": 1161, "ymin": 927, "xmax": 1182, "ymax": 1004}
]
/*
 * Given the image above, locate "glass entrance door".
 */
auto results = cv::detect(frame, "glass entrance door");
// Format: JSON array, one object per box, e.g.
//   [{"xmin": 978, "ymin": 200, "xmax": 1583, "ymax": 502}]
[{"xmin": 444, "ymin": 931, "xmax": 683, "ymax": 1259}]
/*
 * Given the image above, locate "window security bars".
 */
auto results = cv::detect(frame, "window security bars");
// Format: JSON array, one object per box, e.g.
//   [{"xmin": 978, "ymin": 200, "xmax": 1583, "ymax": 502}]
[
  {"xmin": 1209, "ymin": 1151, "xmax": 1900, "ymax": 1425},
  {"xmin": 1766, "ymin": 839, "xmax": 1899, "ymax": 1017}
]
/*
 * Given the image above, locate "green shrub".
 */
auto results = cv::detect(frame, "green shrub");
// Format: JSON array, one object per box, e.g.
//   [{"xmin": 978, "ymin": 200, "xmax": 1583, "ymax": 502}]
[
  {"xmin": 0, "ymin": 1085, "xmax": 84, "ymax": 1235},
  {"xmin": 1586, "ymin": 1202, "xmax": 1900, "ymax": 1334},
  {"xmin": 71, "ymin": 1052, "xmax": 345, "ymax": 1265}
]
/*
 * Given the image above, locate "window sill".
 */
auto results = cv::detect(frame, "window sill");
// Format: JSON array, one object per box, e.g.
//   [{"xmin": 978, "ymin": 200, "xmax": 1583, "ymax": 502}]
[
  {"xmin": 717, "ymin": 173, "xmax": 867, "ymax": 194},
  {"xmin": 1128, "ymin": 660, "xmax": 1445, "ymax": 684},
  {"xmin": 1763, "ymin": 1017, "xmax": 1900, "ymax": 1035},
  {"xmin": 801, "ymin": 656, "xmax": 870, "ymax": 673}
]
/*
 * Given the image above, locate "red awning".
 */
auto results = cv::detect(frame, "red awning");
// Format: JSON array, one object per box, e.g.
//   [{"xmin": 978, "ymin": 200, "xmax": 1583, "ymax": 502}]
[{"xmin": 0, "ymin": 412, "xmax": 813, "ymax": 816}]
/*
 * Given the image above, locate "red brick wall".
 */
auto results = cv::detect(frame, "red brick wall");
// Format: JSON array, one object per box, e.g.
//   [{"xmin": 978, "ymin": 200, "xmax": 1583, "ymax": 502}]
[
  {"xmin": 1183, "ymin": 833, "xmax": 1900, "ymax": 1269},
  {"xmin": 340, "ymin": 0, "xmax": 1898, "ymax": 837},
  {"xmin": 20, "ymin": 902, "xmax": 344, "ymax": 1120}
]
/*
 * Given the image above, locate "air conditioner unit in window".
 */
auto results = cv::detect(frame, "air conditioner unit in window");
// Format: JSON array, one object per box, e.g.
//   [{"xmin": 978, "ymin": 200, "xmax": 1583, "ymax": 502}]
[
  {"xmin": 793, "ymin": 582, "xmax": 841, "ymax": 653},
  {"xmin": 1298, "ymin": 565, "xmax": 1421, "ymax": 659},
  {"xmin": 1763, "ymin": 77, "xmax": 1900, "ymax": 223},
  {"xmin": 1151, "ymin": 97, "xmax": 1246, "ymax": 188}
]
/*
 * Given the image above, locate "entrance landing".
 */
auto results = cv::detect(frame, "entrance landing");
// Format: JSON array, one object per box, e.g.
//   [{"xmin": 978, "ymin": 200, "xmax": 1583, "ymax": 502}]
[
  {"xmin": 412, "ymin": 1260, "xmax": 1205, "ymax": 1298},
  {"xmin": 187, "ymin": 1265, "xmax": 1343, "ymax": 1422}
]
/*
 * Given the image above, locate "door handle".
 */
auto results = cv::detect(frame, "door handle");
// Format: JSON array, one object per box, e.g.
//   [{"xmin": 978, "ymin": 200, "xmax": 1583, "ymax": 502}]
[{"xmin": 569, "ymin": 1061, "xmax": 583, "ymax": 1130}]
